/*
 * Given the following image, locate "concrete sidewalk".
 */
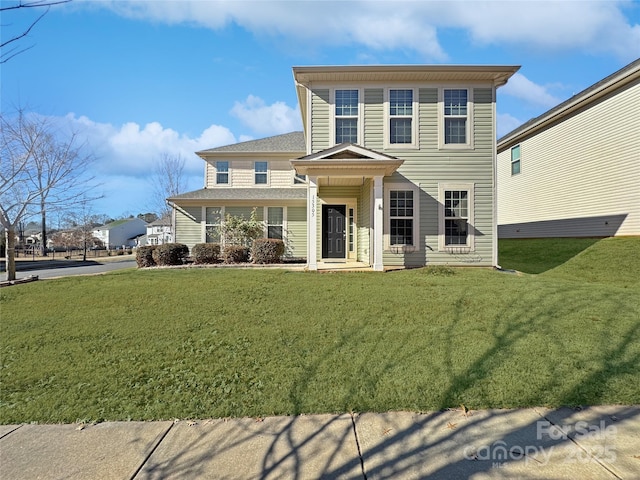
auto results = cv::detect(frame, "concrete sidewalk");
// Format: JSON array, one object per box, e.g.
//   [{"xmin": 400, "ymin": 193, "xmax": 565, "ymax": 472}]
[{"xmin": 1, "ymin": 406, "xmax": 638, "ymax": 479}]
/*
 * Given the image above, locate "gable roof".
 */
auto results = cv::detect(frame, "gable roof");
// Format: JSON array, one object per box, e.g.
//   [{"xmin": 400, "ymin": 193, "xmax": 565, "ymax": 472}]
[
  {"xmin": 196, "ymin": 131, "xmax": 305, "ymax": 156},
  {"xmin": 498, "ymin": 58, "xmax": 640, "ymax": 151},
  {"xmin": 96, "ymin": 218, "xmax": 146, "ymax": 230}
]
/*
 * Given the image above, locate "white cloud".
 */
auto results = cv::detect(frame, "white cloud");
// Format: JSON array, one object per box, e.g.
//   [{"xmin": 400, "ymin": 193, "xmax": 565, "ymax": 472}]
[
  {"xmin": 230, "ymin": 95, "xmax": 302, "ymax": 135},
  {"xmin": 497, "ymin": 113, "xmax": 524, "ymax": 139},
  {"xmin": 93, "ymin": 0, "xmax": 640, "ymax": 61},
  {"xmin": 500, "ymin": 73, "xmax": 561, "ymax": 108}
]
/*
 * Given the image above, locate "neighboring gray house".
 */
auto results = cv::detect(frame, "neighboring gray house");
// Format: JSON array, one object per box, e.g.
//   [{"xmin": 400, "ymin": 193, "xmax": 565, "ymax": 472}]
[
  {"xmin": 93, "ymin": 218, "xmax": 147, "ymax": 249},
  {"xmin": 171, "ymin": 64, "xmax": 520, "ymax": 270},
  {"xmin": 497, "ymin": 59, "xmax": 640, "ymax": 238},
  {"xmin": 146, "ymin": 215, "xmax": 173, "ymax": 245}
]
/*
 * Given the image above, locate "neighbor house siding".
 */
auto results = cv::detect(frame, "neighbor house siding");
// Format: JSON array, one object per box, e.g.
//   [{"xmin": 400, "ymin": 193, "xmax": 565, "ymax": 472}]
[
  {"xmin": 175, "ymin": 206, "xmax": 202, "ymax": 250},
  {"xmin": 497, "ymin": 79, "xmax": 640, "ymax": 238}
]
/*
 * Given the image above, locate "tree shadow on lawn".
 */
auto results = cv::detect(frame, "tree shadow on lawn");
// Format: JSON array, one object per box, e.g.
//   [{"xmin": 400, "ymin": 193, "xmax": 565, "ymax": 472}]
[{"xmin": 134, "ymin": 277, "xmax": 639, "ymax": 478}]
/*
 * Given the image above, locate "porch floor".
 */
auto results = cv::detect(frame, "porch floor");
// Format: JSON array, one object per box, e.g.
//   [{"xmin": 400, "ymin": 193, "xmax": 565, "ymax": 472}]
[{"xmin": 316, "ymin": 261, "xmax": 373, "ymax": 272}]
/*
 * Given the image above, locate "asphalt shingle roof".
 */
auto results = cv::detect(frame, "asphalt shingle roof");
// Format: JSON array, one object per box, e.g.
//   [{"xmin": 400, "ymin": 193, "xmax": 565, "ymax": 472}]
[
  {"xmin": 169, "ymin": 188, "xmax": 307, "ymax": 202},
  {"xmin": 197, "ymin": 132, "xmax": 305, "ymax": 154}
]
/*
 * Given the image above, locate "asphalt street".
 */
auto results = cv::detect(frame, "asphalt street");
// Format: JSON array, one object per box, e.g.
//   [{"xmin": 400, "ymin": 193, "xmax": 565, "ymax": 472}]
[{"xmin": 2, "ymin": 259, "xmax": 137, "ymax": 281}]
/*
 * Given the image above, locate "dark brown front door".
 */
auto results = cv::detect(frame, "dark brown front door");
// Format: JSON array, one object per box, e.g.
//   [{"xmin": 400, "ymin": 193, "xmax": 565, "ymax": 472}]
[{"xmin": 322, "ymin": 205, "xmax": 346, "ymax": 259}]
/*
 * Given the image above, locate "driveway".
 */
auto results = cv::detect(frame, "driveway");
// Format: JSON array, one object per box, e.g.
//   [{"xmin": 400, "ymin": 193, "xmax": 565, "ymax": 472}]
[{"xmin": 1, "ymin": 258, "xmax": 137, "ymax": 281}]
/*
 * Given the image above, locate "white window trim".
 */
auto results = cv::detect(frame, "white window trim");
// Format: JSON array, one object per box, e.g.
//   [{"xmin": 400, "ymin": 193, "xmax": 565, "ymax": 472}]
[
  {"xmin": 383, "ymin": 182, "xmax": 420, "ymax": 251},
  {"xmin": 264, "ymin": 206, "xmax": 287, "ymax": 241},
  {"xmin": 384, "ymin": 87, "xmax": 419, "ymax": 149},
  {"xmin": 331, "ymin": 87, "xmax": 363, "ymax": 146},
  {"xmin": 438, "ymin": 87, "xmax": 474, "ymax": 150},
  {"xmin": 511, "ymin": 144, "xmax": 521, "ymax": 175},
  {"xmin": 202, "ymin": 206, "xmax": 225, "ymax": 243},
  {"xmin": 214, "ymin": 161, "xmax": 231, "ymax": 186},
  {"xmin": 254, "ymin": 161, "xmax": 270, "ymax": 186},
  {"xmin": 438, "ymin": 183, "xmax": 475, "ymax": 251}
]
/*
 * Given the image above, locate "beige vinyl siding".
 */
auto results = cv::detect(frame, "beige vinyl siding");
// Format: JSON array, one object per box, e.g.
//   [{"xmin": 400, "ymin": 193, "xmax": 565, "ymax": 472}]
[
  {"xmin": 364, "ymin": 88, "xmax": 384, "ymax": 150},
  {"xmin": 174, "ymin": 206, "xmax": 202, "ymax": 250},
  {"xmin": 205, "ymin": 161, "xmax": 214, "ymax": 187},
  {"xmin": 286, "ymin": 206, "xmax": 307, "ymax": 258},
  {"xmin": 380, "ymin": 87, "xmax": 496, "ymax": 266},
  {"xmin": 311, "ymin": 89, "xmax": 331, "ymax": 153},
  {"xmin": 358, "ymin": 179, "xmax": 371, "ymax": 263},
  {"xmin": 497, "ymin": 80, "xmax": 640, "ymax": 238}
]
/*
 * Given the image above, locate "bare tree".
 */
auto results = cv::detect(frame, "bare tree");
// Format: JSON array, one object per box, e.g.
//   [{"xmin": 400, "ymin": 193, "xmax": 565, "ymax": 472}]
[
  {"xmin": 1, "ymin": 108, "xmax": 98, "ymax": 280},
  {"xmin": 1, "ymin": 0, "xmax": 71, "ymax": 63},
  {"xmin": 149, "ymin": 153, "xmax": 187, "ymax": 218}
]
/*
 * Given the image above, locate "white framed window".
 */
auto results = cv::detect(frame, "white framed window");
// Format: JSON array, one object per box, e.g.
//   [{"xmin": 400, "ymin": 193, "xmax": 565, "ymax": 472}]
[
  {"xmin": 386, "ymin": 88, "xmax": 417, "ymax": 148},
  {"xmin": 216, "ymin": 161, "xmax": 229, "ymax": 185},
  {"xmin": 438, "ymin": 183, "xmax": 475, "ymax": 250},
  {"xmin": 334, "ymin": 89, "xmax": 359, "ymax": 144},
  {"xmin": 384, "ymin": 182, "xmax": 420, "ymax": 250},
  {"xmin": 511, "ymin": 145, "xmax": 521, "ymax": 175},
  {"xmin": 254, "ymin": 161, "xmax": 268, "ymax": 185},
  {"xmin": 204, "ymin": 207, "xmax": 223, "ymax": 243},
  {"xmin": 439, "ymin": 88, "xmax": 473, "ymax": 149},
  {"xmin": 266, "ymin": 207, "xmax": 284, "ymax": 240}
]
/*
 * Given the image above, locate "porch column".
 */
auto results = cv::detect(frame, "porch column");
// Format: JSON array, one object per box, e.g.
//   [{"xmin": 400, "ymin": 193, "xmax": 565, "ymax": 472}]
[
  {"xmin": 373, "ymin": 175, "xmax": 384, "ymax": 271},
  {"xmin": 307, "ymin": 176, "xmax": 318, "ymax": 271}
]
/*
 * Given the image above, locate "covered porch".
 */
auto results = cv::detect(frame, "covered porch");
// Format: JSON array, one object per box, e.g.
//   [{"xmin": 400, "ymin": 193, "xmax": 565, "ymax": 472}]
[{"xmin": 291, "ymin": 144, "xmax": 404, "ymax": 272}]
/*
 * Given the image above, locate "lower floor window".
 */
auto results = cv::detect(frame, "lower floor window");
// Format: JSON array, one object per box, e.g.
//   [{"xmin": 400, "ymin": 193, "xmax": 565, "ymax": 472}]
[
  {"xmin": 439, "ymin": 184, "xmax": 474, "ymax": 250},
  {"xmin": 205, "ymin": 207, "xmax": 222, "ymax": 243},
  {"xmin": 390, "ymin": 190, "xmax": 414, "ymax": 245},
  {"xmin": 267, "ymin": 207, "xmax": 283, "ymax": 240}
]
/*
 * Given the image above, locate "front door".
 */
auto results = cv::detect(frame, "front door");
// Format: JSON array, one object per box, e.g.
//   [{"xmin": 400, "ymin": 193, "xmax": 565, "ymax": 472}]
[{"xmin": 322, "ymin": 205, "xmax": 346, "ymax": 259}]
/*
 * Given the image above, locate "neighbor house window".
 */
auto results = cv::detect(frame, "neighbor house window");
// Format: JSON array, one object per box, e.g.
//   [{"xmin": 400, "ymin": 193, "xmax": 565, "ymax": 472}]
[
  {"xmin": 511, "ymin": 145, "xmax": 521, "ymax": 175},
  {"xmin": 267, "ymin": 207, "xmax": 283, "ymax": 240},
  {"xmin": 439, "ymin": 184, "xmax": 475, "ymax": 250},
  {"xmin": 255, "ymin": 161, "xmax": 268, "ymax": 184},
  {"xmin": 216, "ymin": 161, "xmax": 229, "ymax": 184},
  {"xmin": 389, "ymin": 89, "xmax": 414, "ymax": 145},
  {"xmin": 335, "ymin": 89, "xmax": 358, "ymax": 144},
  {"xmin": 442, "ymin": 89, "xmax": 470, "ymax": 146},
  {"xmin": 205, "ymin": 207, "xmax": 222, "ymax": 243},
  {"xmin": 389, "ymin": 190, "xmax": 414, "ymax": 246}
]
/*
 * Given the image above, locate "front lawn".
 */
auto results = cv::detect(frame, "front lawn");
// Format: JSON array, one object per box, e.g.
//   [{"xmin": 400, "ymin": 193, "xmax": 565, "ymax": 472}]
[{"xmin": 1, "ymin": 237, "xmax": 638, "ymax": 424}]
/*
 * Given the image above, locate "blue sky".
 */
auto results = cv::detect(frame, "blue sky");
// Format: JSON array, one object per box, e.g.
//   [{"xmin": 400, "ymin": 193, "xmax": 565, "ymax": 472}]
[{"xmin": 2, "ymin": 0, "xmax": 639, "ymax": 219}]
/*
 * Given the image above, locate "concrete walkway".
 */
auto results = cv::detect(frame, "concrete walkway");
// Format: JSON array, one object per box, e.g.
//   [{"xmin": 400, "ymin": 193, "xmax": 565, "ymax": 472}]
[{"xmin": 1, "ymin": 406, "xmax": 638, "ymax": 479}]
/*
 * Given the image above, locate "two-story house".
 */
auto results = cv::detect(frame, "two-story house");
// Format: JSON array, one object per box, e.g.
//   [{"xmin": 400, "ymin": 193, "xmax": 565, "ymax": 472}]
[
  {"xmin": 170, "ymin": 65, "xmax": 519, "ymax": 270},
  {"xmin": 146, "ymin": 215, "xmax": 174, "ymax": 245}
]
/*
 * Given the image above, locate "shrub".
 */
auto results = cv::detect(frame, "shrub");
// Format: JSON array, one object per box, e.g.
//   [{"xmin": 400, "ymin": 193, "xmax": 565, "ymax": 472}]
[
  {"xmin": 192, "ymin": 243, "xmax": 221, "ymax": 264},
  {"xmin": 136, "ymin": 245, "xmax": 157, "ymax": 268},
  {"xmin": 152, "ymin": 243, "xmax": 189, "ymax": 266},
  {"xmin": 252, "ymin": 238, "xmax": 285, "ymax": 264},
  {"xmin": 222, "ymin": 245, "xmax": 250, "ymax": 264}
]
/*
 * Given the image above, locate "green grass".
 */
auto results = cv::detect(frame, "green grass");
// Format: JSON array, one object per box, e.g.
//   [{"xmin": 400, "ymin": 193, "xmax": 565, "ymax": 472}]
[
  {"xmin": 498, "ymin": 237, "xmax": 602, "ymax": 273},
  {"xmin": 1, "ymin": 238, "xmax": 639, "ymax": 424}
]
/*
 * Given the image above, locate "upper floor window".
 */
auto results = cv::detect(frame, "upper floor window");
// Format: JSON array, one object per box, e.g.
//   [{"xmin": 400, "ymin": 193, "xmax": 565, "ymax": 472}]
[
  {"xmin": 254, "ymin": 161, "xmax": 268, "ymax": 185},
  {"xmin": 389, "ymin": 89, "xmax": 414, "ymax": 145},
  {"xmin": 440, "ymin": 88, "xmax": 472, "ymax": 149},
  {"xmin": 216, "ymin": 161, "xmax": 229, "ymax": 184},
  {"xmin": 293, "ymin": 172, "xmax": 307, "ymax": 185},
  {"xmin": 511, "ymin": 145, "xmax": 521, "ymax": 175},
  {"xmin": 335, "ymin": 89, "xmax": 358, "ymax": 144}
]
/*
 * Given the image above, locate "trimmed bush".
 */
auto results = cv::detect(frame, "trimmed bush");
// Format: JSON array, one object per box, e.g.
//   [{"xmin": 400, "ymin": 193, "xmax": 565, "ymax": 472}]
[
  {"xmin": 252, "ymin": 238, "xmax": 285, "ymax": 264},
  {"xmin": 222, "ymin": 245, "xmax": 250, "ymax": 264},
  {"xmin": 136, "ymin": 245, "xmax": 157, "ymax": 268},
  {"xmin": 192, "ymin": 243, "xmax": 221, "ymax": 264},
  {"xmin": 152, "ymin": 243, "xmax": 189, "ymax": 266}
]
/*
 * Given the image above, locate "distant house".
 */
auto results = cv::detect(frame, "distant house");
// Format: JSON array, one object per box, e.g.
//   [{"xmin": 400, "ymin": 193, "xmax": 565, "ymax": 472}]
[
  {"xmin": 146, "ymin": 215, "xmax": 173, "ymax": 245},
  {"xmin": 497, "ymin": 59, "xmax": 640, "ymax": 238},
  {"xmin": 93, "ymin": 218, "xmax": 147, "ymax": 249},
  {"xmin": 171, "ymin": 64, "xmax": 520, "ymax": 270}
]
